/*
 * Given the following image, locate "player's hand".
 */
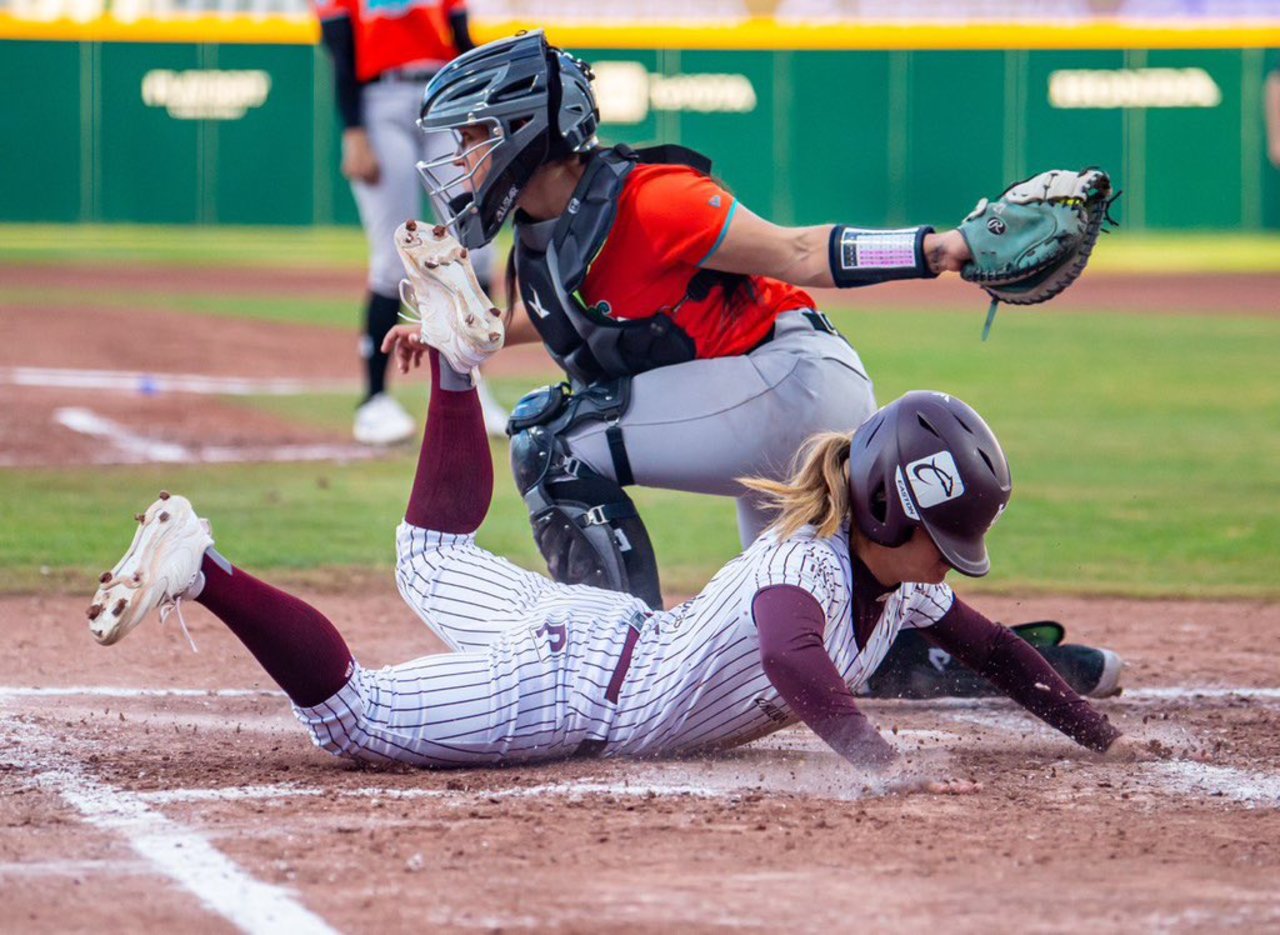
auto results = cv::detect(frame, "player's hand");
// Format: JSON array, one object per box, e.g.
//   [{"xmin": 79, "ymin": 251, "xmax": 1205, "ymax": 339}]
[
  {"xmin": 381, "ymin": 324, "xmax": 427, "ymax": 374},
  {"xmin": 890, "ymin": 776, "xmax": 984, "ymax": 796},
  {"xmin": 342, "ymin": 128, "xmax": 381, "ymax": 185},
  {"xmin": 1101, "ymin": 734, "xmax": 1148, "ymax": 762},
  {"xmin": 1102, "ymin": 734, "xmax": 1213, "ymax": 764}
]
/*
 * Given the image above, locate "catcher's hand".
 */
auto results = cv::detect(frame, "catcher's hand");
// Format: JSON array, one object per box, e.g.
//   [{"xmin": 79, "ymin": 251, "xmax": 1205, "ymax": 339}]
[{"xmin": 957, "ymin": 168, "xmax": 1118, "ymax": 337}]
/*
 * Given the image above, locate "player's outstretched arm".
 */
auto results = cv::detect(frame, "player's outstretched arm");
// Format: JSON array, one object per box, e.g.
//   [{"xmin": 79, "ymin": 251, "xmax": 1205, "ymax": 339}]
[
  {"xmin": 701, "ymin": 202, "xmax": 972, "ymax": 288},
  {"xmin": 923, "ymin": 598, "xmax": 1124, "ymax": 755},
  {"xmin": 752, "ymin": 585, "xmax": 897, "ymax": 768}
]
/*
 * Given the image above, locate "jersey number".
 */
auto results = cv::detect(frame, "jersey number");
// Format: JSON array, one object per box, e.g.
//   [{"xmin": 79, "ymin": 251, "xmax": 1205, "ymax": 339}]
[{"xmin": 535, "ymin": 621, "xmax": 567, "ymax": 654}]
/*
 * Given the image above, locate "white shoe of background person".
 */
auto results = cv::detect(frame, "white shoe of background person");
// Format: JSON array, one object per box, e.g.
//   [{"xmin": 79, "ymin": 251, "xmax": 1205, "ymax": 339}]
[
  {"xmin": 394, "ymin": 219, "xmax": 504, "ymax": 377},
  {"xmin": 474, "ymin": 374, "xmax": 510, "ymax": 438},
  {"xmin": 87, "ymin": 492, "xmax": 212, "ymax": 646},
  {"xmin": 353, "ymin": 392, "xmax": 416, "ymax": 446}
]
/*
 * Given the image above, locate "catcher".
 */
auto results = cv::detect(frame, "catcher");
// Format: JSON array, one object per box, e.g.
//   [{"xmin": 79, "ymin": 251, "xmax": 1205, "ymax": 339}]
[{"xmin": 408, "ymin": 31, "xmax": 1119, "ymax": 700}]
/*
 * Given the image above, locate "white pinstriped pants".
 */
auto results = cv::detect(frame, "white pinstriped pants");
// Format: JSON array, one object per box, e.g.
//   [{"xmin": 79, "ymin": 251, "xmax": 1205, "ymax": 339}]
[{"xmin": 291, "ymin": 523, "xmax": 651, "ymax": 768}]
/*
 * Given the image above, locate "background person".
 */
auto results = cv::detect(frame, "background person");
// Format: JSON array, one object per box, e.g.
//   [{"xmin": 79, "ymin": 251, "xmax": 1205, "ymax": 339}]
[{"xmin": 315, "ymin": 0, "xmax": 506, "ymax": 444}]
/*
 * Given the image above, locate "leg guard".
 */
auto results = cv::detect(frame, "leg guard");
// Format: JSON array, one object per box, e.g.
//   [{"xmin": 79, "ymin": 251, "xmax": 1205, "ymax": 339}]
[{"xmin": 511, "ymin": 397, "xmax": 661, "ymax": 609}]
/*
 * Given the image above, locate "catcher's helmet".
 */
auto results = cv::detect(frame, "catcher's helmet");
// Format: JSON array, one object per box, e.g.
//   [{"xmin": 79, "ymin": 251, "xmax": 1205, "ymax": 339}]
[
  {"xmin": 416, "ymin": 30, "xmax": 599, "ymax": 249},
  {"xmin": 848, "ymin": 391, "xmax": 1012, "ymax": 577}
]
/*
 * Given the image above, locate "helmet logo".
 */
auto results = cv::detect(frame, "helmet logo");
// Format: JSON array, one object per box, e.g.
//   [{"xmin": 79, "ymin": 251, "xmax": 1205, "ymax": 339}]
[
  {"xmin": 905, "ymin": 451, "xmax": 966, "ymax": 508},
  {"xmin": 494, "ymin": 184, "xmax": 520, "ymax": 223},
  {"xmin": 894, "ymin": 466, "xmax": 921, "ymax": 521}
]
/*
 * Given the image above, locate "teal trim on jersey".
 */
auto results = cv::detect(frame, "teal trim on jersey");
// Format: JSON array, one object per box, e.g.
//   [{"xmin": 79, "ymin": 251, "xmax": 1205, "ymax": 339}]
[{"xmin": 695, "ymin": 200, "xmax": 739, "ymax": 267}]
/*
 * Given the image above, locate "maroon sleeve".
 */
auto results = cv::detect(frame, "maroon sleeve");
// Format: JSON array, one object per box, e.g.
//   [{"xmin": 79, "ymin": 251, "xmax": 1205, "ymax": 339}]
[
  {"xmin": 403, "ymin": 348, "xmax": 493, "ymax": 534},
  {"xmin": 751, "ymin": 585, "xmax": 895, "ymax": 767},
  {"xmin": 923, "ymin": 597, "xmax": 1121, "ymax": 752}
]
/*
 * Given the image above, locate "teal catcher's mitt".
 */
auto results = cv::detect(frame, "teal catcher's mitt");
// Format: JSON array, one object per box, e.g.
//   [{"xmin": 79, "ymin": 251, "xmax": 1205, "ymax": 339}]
[{"xmin": 958, "ymin": 168, "xmax": 1118, "ymax": 337}]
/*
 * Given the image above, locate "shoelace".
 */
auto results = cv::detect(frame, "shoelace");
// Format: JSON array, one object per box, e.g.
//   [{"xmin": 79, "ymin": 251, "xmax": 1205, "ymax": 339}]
[
  {"xmin": 397, "ymin": 304, "xmax": 424, "ymax": 327},
  {"xmin": 159, "ymin": 595, "xmax": 199, "ymax": 653}
]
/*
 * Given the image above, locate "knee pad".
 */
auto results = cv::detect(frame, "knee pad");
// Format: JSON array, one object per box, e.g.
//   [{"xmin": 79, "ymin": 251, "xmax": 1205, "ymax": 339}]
[{"xmin": 511, "ymin": 423, "xmax": 661, "ymax": 608}]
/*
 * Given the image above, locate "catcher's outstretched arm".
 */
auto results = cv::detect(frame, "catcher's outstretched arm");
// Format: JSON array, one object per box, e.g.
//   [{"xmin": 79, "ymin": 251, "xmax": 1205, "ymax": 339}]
[{"xmin": 700, "ymin": 201, "xmax": 972, "ymax": 287}]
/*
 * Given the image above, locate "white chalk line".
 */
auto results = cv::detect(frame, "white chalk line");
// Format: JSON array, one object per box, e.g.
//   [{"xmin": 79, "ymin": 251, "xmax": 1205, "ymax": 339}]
[
  {"xmin": 139, "ymin": 780, "xmax": 723, "ymax": 806},
  {"xmin": 47, "ymin": 407, "xmax": 379, "ymax": 466},
  {"xmin": 7, "ymin": 684, "xmax": 1279, "ymax": 703},
  {"xmin": 0, "ymin": 686, "xmax": 280, "ymax": 699},
  {"xmin": 0, "ymin": 859, "xmax": 150, "ymax": 877},
  {"xmin": 1, "ymin": 716, "xmax": 339, "ymax": 935},
  {"xmin": 5, "ymin": 684, "xmax": 1277, "ymax": 807},
  {"xmin": 865, "ymin": 686, "xmax": 1280, "ymax": 709},
  {"xmin": 2, "ymin": 366, "xmax": 355, "ymax": 397},
  {"xmin": 950, "ymin": 708, "xmax": 1280, "ymax": 808}
]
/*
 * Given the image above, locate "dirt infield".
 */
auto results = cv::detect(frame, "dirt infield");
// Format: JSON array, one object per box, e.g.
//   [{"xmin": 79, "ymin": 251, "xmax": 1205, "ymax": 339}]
[
  {"xmin": 2, "ymin": 592, "xmax": 1278, "ymax": 932},
  {"xmin": 4, "ymin": 265, "xmax": 1276, "ymax": 468}
]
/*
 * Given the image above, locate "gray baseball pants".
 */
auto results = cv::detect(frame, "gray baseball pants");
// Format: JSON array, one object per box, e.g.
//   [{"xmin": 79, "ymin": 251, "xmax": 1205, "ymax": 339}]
[
  {"xmin": 563, "ymin": 311, "xmax": 877, "ymax": 545},
  {"xmin": 351, "ymin": 78, "xmax": 494, "ymax": 297}
]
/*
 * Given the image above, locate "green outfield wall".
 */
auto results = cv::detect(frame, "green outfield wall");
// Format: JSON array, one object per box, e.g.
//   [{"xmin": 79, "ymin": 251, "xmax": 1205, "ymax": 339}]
[{"xmin": 2, "ymin": 39, "xmax": 1277, "ymax": 230}]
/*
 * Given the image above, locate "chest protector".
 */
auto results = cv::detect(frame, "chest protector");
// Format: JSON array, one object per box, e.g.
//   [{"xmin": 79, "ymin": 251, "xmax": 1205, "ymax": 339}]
[{"xmin": 516, "ymin": 143, "xmax": 732, "ymax": 386}]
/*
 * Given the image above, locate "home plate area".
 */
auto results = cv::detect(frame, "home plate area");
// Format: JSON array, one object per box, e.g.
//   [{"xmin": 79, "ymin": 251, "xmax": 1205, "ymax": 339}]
[
  {"xmin": 1, "ymin": 592, "xmax": 1277, "ymax": 932},
  {"xmin": 2, "ymin": 671, "xmax": 1278, "ymax": 933}
]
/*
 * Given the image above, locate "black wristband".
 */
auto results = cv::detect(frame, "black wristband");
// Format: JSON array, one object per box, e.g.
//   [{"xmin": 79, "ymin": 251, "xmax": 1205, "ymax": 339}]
[{"xmin": 828, "ymin": 225, "xmax": 938, "ymax": 288}]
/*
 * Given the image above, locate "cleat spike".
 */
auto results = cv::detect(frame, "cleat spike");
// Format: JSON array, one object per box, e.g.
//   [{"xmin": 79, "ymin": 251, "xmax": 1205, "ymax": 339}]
[
  {"xmin": 135, "ymin": 513, "xmax": 146, "ymax": 523},
  {"xmin": 112, "ymin": 598, "xmax": 127, "ymax": 616},
  {"xmin": 489, "ymin": 307, "xmax": 502, "ymax": 318},
  {"xmin": 158, "ymin": 490, "xmax": 171, "ymax": 500},
  {"xmin": 87, "ymin": 603, "xmax": 103, "ymax": 621},
  {"xmin": 158, "ymin": 511, "xmax": 170, "ymax": 522},
  {"xmin": 432, "ymin": 225, "xmax": 447, "ymax": 238},
  {"xmin": 406, "ymin": 219, "xmax": 417, "ymax": 231},
  {"xmin": 99, "ymin": 571, "xmax": 112, "ymax": 583},
  {"xmin": 459, "ymin": 247, "xmax": 468, "ymax": 258}
]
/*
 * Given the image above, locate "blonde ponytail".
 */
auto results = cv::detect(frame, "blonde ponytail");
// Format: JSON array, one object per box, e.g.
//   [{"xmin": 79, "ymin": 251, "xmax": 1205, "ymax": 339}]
[{"xmin": 740, "ymin": 432, "xmax": 852, "ymax": 541}]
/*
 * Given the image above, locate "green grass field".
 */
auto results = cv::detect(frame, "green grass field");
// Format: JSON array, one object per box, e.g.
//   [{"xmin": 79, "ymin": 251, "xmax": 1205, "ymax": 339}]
[{"xmin": 2, "ymin": 226, "xmax": 1277, "ymax": 600}]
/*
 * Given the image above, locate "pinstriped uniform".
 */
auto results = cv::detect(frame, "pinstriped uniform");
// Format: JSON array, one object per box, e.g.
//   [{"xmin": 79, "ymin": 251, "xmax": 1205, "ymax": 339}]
[
  {"xmin": 605, "ymin": 521, "xmax": 953, "ymax": 757},
  {"xmin": 291, "ymin": 520, "xmax": 954, "ymax": 767}
]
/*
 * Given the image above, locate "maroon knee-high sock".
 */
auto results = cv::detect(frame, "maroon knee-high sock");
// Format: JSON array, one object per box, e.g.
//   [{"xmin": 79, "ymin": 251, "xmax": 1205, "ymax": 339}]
[
  {"xmin": 404, "ymin": 348, "xmax": 493, "ymax": 533},
  {"xmin": 195, "ymin": 553, "xmax": 354, "ymax": 708}
]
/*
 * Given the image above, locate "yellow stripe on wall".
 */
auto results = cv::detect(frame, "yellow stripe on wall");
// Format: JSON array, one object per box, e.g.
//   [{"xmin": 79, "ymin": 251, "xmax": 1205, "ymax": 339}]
[
  {"xmin": 1, "ymin": 13, "xmax": 1278, "ymax": 50},
  {"xmin": 479, "ymin": 19, "xmax": 1280, "ymax": 51},
  {"xmin": 0, "ymin": 12, "xmax": 319, "ymax": 44}
]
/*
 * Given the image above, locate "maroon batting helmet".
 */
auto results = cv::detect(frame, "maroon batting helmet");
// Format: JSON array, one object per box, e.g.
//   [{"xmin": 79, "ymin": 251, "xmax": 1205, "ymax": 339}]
[{"xmin": 848, "ymin": 391, "xmax": 1012, "ymax": 577}]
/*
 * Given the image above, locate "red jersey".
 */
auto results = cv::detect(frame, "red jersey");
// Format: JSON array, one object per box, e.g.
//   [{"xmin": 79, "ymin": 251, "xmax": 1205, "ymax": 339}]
[
  {"xmin": 314, "ymin": 0, "xmax": 464, "ymax": 83},
  {"xmin": 580, "ymin": 164, "xmax": 814, "ymax": 360}
]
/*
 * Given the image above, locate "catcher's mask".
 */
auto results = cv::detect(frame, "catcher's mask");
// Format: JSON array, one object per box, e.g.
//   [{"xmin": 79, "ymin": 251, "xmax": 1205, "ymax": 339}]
[
  {"xmin": 416, "ymin": 30, "xmax": 599, "ymax": 250},
  {"xmin": 848, "ymin": 391, "xmax": 1011, "ymax": 577}
]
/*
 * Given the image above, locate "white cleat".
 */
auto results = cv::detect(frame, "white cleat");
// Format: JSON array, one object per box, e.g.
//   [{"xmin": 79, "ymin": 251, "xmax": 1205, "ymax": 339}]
[
  {"xmin": 394, "ymin": 219, "xmax": 504, "ymax": 375},
  {"xmin": 353, "ymin": 392, "xmax": 416, "ymax": 446},
  {"xmin": 86, "ymin": 491, "xmax": 212, "ymax": 646}
]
